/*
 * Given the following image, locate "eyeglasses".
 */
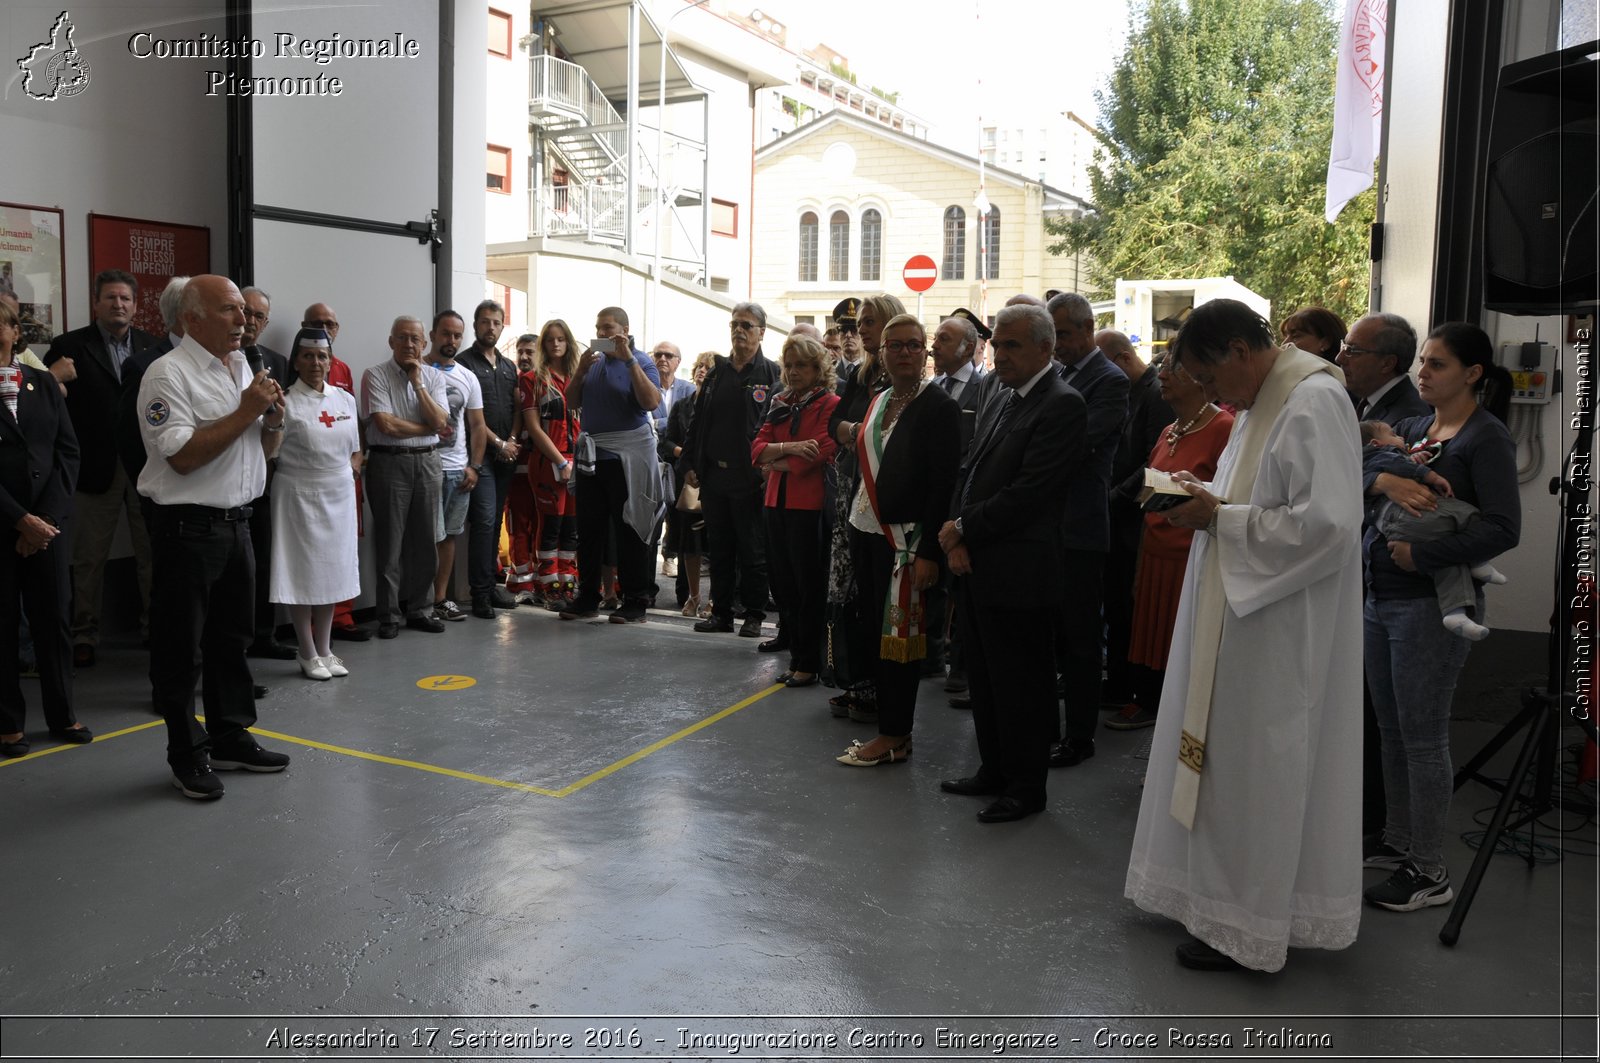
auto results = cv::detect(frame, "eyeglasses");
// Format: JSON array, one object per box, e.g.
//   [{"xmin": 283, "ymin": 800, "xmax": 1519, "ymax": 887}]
[
  {"xmin": 1338, "ymin": 341, "xmax": 1380, "ymax": 358},
  {"xmin": 305, "ymin": 319, "xmax": 339, "ymax": 331},
  {"xmin": 883, "ymin": 341, "xmax": 926, "ymax": 355},
  {"xmin": 729, "ymin": 320, "xmax": 759, "ymax": 332}
]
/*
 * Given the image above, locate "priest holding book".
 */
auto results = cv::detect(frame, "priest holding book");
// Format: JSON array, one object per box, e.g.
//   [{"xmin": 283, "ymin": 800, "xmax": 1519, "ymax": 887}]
[{"xmin": 1124, "ymin": 299, "xmax": 1362, "ymax": 974}]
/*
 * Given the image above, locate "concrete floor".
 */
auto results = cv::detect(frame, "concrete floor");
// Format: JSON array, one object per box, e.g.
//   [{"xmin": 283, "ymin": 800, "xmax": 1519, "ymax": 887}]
[{"xmin": 2, "ymin": 604, "xmax": 1595, "ymax": 1061}]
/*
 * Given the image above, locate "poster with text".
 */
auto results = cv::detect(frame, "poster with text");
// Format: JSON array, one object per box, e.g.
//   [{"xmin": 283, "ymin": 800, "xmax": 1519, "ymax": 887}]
[
  {"xmin": 88, "ymin": 213, "xmax": 210, "ymax": 340},
  {"xmin": 0, "ymin": 202, "xmax": 67, "ymax": 347}
]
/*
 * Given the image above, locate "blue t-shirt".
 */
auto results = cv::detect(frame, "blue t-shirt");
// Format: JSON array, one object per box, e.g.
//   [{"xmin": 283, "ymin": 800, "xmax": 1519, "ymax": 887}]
[{"xmin": 582, "ymin": 346, "xmax": 659, "ymax": 457}]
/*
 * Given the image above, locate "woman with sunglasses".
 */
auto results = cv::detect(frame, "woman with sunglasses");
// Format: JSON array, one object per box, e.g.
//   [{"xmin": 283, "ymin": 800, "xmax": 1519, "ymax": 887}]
[{"xmin": 751, "ymin": 336, "xmax": 840, "ymax": 688}]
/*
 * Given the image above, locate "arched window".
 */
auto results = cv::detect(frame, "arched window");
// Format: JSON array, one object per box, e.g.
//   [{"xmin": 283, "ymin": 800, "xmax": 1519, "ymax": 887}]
[
  {"xmin": 942, "ymin": 206, "xmax": 966, "ymax": 280},
  {"xmin": 860, "ymin": 208, "xmax": 882, "ymax": 282},
  {"xmin": 983, "ymin": 205, "xmax": 1000, "ymax": 279},
  {"xmin": 798, "ymin": 212, "xmax": 818, "ymax": 282},
  {"xmin": 828, "ymin": 210, "xmax": 850, "ymax": 283}
]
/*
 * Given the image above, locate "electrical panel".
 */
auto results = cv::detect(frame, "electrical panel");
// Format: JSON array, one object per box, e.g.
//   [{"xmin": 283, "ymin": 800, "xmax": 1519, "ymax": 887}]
[{"xmin": 1501, "ymin": 342, "xmax": 1554, "ymax": 404}]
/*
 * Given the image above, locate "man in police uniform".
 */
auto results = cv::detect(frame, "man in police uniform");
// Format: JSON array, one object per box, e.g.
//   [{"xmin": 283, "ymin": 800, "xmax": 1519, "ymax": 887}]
[
  {"xmin": 137, "ymin": 275, "xmax": 291, "ymax": 801},
  {"xmin": 830, "ymin": 298, "xmax": 862, "ymax": 391}
]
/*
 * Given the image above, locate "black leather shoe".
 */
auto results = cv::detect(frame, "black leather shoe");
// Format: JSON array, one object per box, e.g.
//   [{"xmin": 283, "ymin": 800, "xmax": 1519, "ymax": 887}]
[
  {"xmin": 377, "ymin": 622, "xmax": 400, "ymax": 639},
  {"xmin": 737, "ymin": 618, "xmax": 764, "ymax": 638},
  {"xmin": 330, "ymin": 625, "xmax": 371, "ymax": 642},
  {"xmin": 694, "ymin": 616, "xmax": 734, "ymax": 633},
  {"xmin": 253, "ymin": 684, "xmax": 269, "ymax": 699},
  {"xmin": 558, "ymin": 600, "xmax": 600, "ymax": 621},
  {"xmin": 211, "ymin": 742, "xmax": 290, "ymax": 772},
  {"xmin": 405, "ymin": 613, "xmax": 446, "ymax": 633},
  {"xmin": 1048, "ymin": 738, "xmax": 1095, "ymax": 768},
  {"xmin": 48, "ymin": 726, "xmax": 93, "ymax": 744},
  {"xmin": 1175, "ymin": 939, "xmax": 1245, "ymax": 971},
  {"xmin": 940, "ymin": 775, "xmax": 1004, "ymax": 797},
  {"xmin": 248, "ymin": 640, "xmax": 298, "ymax": 661},
  {"xmin": 783, "ymin": 672, "xmax": 818, "ymax": 688},
  {"xmin": 491, "ymin": 585, "xmax": 518, "ymax": 609},
  {"xmin": 471, "ymin": 595, "xmax": 496, "ymax": 620},
  {"xmin": 757, "ymin": 637, "xmax": 789, "ymax": 653},
  {"xmin": 1, "ymin": 735, "xmax": 30, "ymax": 757},
  {"xmin": 977, "ymin": 796, "xmax": 1045, "ymax": 823}
]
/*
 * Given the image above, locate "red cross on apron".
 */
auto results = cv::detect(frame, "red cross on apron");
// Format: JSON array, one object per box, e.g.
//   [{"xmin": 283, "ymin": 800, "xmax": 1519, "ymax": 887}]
[{"xmin": 318, "ymin": 410, "xmax": 336, "ymax": 428}]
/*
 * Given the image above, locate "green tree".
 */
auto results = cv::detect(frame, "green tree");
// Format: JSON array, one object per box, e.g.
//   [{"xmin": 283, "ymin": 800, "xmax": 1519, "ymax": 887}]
[{"xmin": 1049, "ymin": 0, "xmax": 1373, "ymax": 325}]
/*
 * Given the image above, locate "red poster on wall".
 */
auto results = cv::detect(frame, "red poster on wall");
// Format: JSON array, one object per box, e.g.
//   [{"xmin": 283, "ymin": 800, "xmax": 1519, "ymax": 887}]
[{"xmin": 87, "ymin": 213, "xmax": 210, "ymax": 339}]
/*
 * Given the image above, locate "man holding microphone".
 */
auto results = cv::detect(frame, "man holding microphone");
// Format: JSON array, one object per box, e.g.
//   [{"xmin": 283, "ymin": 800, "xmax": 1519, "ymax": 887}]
[{"xmin": 137, "ymin": 275, "xmax": 291, "ymax": 801}]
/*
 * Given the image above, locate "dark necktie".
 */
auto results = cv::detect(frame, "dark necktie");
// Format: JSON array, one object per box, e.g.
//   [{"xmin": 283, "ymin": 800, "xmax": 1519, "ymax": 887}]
[
  {"xmin": 1355, "ymin": 397, "xmax": 1370, "ymax": 419},
  {"xmin": 961, "ymin": 391, "xmax": 1017, "ymax": 508},
  {"xmin": 940, "ymin": 375, "xmax": 958, "ymax": 394}
]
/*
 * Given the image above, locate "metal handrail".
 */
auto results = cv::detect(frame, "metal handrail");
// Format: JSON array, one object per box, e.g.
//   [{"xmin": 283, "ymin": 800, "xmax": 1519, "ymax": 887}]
[{"xmin": 530, "ymin": 54, "xmax": 626, "ymax": 167}]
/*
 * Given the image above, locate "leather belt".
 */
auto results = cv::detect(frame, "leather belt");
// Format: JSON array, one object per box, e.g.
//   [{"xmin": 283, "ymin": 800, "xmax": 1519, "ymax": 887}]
[
  {"xmin": 156, "ymin": 503, "xmax": 253, "ymax": 522},
  {"xmin": 369, "ymin": 444, "xmax": 440, "ymax": 455}
]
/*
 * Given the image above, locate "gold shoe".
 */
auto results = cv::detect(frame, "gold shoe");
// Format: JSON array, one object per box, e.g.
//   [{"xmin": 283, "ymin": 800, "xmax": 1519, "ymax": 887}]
[
  {"xmin": 681, "ymin": 595, "xmax": 699, "ymax": 618},
  {"xmin": 836, "ymin": 736, "xmax": 912, "ymax": 767}
]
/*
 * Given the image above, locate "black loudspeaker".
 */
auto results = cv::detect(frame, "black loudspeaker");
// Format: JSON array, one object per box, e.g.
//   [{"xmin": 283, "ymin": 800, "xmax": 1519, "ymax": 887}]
[{"xmin": 1483, "ymin": 40, "xmax": 1598, "ymax": 315}]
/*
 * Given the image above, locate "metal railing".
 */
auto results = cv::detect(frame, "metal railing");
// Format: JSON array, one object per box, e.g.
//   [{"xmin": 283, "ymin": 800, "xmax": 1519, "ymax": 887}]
[
  {"xmin": 529, "ymin": 54, "xmax": 627, "ymax": 171},
  {"xmin": 531, "ymin": 181, "xmax": 627, "ymax": 243}
]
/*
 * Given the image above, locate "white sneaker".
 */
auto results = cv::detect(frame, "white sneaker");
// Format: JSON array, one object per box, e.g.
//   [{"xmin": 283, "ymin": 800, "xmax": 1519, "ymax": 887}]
[
  {"xmin": 661, "ymin": 557, "xmax": 678, "ymax": 577},
  {"xmin": 298, "ymin": 655, "xmax": 332, "ymax": 680},
  {"xmin": 320, "ymin": 655, "xmax": 349, "ymax": 678}
]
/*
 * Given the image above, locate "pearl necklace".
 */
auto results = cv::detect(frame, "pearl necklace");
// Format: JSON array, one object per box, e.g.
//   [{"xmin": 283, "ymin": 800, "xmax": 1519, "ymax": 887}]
[{"xmin": 1166, "ymin": 404, "xmax": 1215, "ymax": 454}]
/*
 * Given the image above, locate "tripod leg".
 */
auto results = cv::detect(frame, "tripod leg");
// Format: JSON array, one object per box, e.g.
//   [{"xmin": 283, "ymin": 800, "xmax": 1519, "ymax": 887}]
[{"xmin": 1440, "ymin": 706, "xmax": 1550, "ymax": 946}]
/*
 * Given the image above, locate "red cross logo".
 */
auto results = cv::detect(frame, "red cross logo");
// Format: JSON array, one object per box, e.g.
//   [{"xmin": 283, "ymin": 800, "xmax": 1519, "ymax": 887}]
[{"xmin": 318, "ymin": 410, "xmax": 336, "ymax": 428}]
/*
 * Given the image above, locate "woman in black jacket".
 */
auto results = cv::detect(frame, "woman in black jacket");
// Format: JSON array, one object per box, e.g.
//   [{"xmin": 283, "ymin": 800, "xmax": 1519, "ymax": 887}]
[
  {"xmin": 0, "ymin": 302, "xmax": 87, "ymax": 756},
  {"xmin": 836, "ymin": 313, "xmax": 959, "ymax": 767}
]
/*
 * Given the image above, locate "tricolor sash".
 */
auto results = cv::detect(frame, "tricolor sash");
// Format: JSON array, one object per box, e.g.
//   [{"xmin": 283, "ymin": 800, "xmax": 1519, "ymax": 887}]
[{"xmin": 856, "ymin": 385, "xmax": 927, "ymax": 663}]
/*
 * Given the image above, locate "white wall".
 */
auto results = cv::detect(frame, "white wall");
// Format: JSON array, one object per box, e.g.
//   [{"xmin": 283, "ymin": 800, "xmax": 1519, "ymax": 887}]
[{"xmin": 0, "ymin": 0, "xmax": 230, "ymax": 325}]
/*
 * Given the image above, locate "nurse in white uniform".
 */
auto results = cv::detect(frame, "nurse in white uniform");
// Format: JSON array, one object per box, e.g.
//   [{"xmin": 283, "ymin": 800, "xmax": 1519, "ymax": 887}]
[{"xmin": 271, "ymin": 329, "xmax": 362, "ymax": 679}]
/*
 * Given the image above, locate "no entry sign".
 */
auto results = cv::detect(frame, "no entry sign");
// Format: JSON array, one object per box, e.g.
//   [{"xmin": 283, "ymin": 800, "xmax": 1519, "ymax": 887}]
[{"xmin": 903, "ymin": 255, "xmax": 937, "ymax": 293}]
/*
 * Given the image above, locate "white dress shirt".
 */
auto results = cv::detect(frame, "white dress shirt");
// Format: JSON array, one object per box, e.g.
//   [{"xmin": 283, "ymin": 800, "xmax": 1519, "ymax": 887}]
[{"xmin": 136, "ymin": 334, "xmax": 266, "ymax": 507}]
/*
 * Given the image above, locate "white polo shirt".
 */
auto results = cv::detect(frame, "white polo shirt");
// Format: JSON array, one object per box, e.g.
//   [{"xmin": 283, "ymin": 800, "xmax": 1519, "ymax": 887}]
[
  {"xmin": 360, "ymin": 358, "xmax": 448, "ymax": 449},
  {"xmin": 136, "ymin": 334, "xmax": 267, "ymax": 508}
]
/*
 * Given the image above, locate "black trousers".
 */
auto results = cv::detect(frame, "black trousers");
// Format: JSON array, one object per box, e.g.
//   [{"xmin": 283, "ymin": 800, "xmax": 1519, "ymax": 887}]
[
  {"xmin": 147, "ymin": 506, "xmax": 257, "ymax": 769},
  {"xmin": 850, "ymin": 529, "xmax": 922, "ymax": 736},
  {"xmin": 1056, "ymin": 548, "xmax": 1106, "ymax": 743},
  {"xmin": 702, "ymin": 486, "xmax": 768, "ymax": 622},
  {"xmin": 575, "ymin": 459, "xmax": 657, "ymax": 606},
  {"xmin": 1102, "ymin": 509, "xmax": 1143, "ymax": 701},
  {"xmin": 468, "ymin": 460, "xmax": 515, "ymax": 597},
  {"xmin": 0, "ymin": 527, "xmax": 75, "ymax": 735},
  {"xmin": 961, "ymin": 586, "xmax": 1057, "ymax": 806},
  {"xmin": 765, "ymin": 506, "xmax": 825, "ymax": 672}
]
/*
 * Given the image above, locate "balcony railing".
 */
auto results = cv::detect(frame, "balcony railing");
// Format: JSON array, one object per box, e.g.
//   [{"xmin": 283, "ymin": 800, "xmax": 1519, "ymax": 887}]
[{"xmin": 531, "ymin": 180, "xmax": 627, "ymax": 244}]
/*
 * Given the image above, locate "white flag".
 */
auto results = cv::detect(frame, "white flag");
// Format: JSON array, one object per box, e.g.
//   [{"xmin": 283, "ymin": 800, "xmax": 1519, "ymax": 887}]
[
  {"xmin": 1325, "ymin": 0, "xmax": 1387, "ymax": 223},
  {"xmin": 974, "ymin": 187, "xmax": 991, "ymax": 217}
]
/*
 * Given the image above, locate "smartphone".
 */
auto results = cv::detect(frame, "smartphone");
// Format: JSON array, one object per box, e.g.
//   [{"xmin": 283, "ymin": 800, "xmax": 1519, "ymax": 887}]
[{"xmin": 589, "ymin": 337, "xmax": 615, "ymax": 355}]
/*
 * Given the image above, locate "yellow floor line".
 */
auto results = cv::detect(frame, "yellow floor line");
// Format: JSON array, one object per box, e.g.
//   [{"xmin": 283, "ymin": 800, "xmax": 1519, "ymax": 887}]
[
  {"xmin": 1, "ymin": 686, "xmax": 784, "ymax": 798},
  {"xmin": 0, "ymin": 719, "xmax": 163, "ymax": 766},
  {"xmin": 548, "ymin": 683, "xmax": 783, "ymax": 797}
]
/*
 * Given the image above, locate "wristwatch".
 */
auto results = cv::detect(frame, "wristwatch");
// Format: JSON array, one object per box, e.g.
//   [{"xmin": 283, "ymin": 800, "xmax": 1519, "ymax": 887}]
[{"xmin": 954, "ymin": 517, "xmax": 965, "ymax": 537}]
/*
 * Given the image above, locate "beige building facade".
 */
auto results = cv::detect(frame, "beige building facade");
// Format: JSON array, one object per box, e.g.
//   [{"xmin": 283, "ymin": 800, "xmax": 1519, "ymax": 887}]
[{"xmin": 752, "ymin": 112, "xmax": 1091, "ymax": 330}]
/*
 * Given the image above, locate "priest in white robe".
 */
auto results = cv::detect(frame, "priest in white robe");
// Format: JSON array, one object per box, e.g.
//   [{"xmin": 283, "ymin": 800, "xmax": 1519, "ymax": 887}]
[{"xmin": 1124, "ymin": 299, "xmax": 1364, "ymax": 973}]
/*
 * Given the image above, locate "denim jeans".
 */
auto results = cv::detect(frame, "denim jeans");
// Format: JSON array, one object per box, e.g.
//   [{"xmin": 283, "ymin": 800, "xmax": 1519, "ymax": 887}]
[
  {"xmin": 467, "ymin": 461, "xmax": 514, "ymax": 597},
  {"xmin": 1364, "ymin": 591, "xmax": 1480, "ymax": 873}
]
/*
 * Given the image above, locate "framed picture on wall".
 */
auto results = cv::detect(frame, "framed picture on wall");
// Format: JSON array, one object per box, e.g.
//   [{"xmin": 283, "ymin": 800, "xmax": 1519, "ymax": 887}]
[
  {"xmin": 88, "ymin": 213, "xmax": 210, "ymax": 339},
  {"xmin": 0, "ymin": 201, "xmax": 67, "ymax": 346}
]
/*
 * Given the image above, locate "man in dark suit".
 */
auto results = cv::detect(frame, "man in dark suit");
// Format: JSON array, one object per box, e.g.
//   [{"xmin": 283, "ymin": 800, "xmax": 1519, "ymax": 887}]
[
  {"xmin": 44, "ymin": 269, "xmax": 157, "ymax": 667},
  {"xmin": 938, "ymin": 303, "xmax": 1087, "ymax": 822},
  {"xmin": 1045, "ymin": 293, "xmax": 1129, "ymax": 768},
  {"xmin": 1338, "ymin": 312, "xmax": 1431, "ymax": 425},
  {"xmin": 1338, "ymin": 312, "xmax": 1428, "ymax": 838},
  {"xmin": 239, "ymin": 287, "xmax": 296, "ymax": 660},
  {"xmin": 1098, "ymin": 328, "xmax": 1175, "ymax": 714},
  {"xmin": 926, "ymin": 312, "xmax": 988, "ymax": 687}
]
